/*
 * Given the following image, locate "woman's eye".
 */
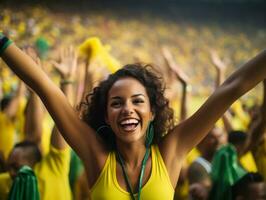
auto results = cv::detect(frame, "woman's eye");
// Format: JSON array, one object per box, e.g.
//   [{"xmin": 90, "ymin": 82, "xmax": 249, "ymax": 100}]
[
  {"xmin": 133, "ymin": 99, "xmax": 144, "ymax": 104},
  {"xmin": 110, "ymin": 101, "xmax": 121, "ymax": 107}
]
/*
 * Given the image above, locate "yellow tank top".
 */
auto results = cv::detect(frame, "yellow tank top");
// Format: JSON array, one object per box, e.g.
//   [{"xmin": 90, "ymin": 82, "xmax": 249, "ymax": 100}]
[{"xmin": 90, "ymin": 145, "xmax": 174, "ymax": 200}]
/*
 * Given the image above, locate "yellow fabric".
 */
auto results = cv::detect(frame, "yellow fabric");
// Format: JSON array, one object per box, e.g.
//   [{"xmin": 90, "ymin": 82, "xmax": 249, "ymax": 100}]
[
  {"xmin": 0, "ymin": 112, "xmax": 16, "ymax": 160},
  {"xmin": 186, "ymin": 148, "xmax": 201, "ymax": 165},
  {"xmin": 34, "ymin": 146, "xmax": 71, "ymax": 200},
  {"xmin": 40, "ymin": 114, "xmax": 54, "ymax": 155},
  {"xmin": 239, "ymin": 151, "xmax": 257, "ymax": 172},
  {"xmin": 0, "ymin": 97, "xmax": 26, "ymax": 161},
  {"xmin": 253, "ymin": 139, "xmax": 266, "ymax": 179},
  {"xmin": 78, "ymin": 37, "xmax": 121, "ymax": 73},
  {"xmin": 1, "ymin": 69, "xmax": 17, "ymax": 95},
  {"xmin": 14, "ymin": 97, "xmax": 26, "ymax": 142},
  {"xmin": 231, "ymin": 100, "xmax": 250, "ymax": 131},
  {"xmin": 0, "ymin": 172, "xmax": 12, "ymax": 200},
  {"xmin": 91, "ymin": 145, "xmax": 174, "ymax": 200}
]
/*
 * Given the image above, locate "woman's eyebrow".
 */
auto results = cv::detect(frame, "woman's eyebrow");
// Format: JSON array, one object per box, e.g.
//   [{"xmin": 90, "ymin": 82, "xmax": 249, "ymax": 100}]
[
  {"xmin": 110, "ymin": 94, "xmax": 146, "ymax": 99},
  {"xmin": 132, "ymin": 94, "xmax": 146, "ymax": 98},
  {"xmin": 110, "ymin": 96, "xmax": 122, "ymax": 100}
]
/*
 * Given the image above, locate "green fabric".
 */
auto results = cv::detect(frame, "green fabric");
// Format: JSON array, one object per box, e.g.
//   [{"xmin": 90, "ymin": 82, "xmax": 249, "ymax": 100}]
[
  {"xmin": 0, "ymin": 35, "xmax": 12, "ymax": 56},
  {"xmin": 35, "ymin": 37, "xmax": 49, "ymax": 59},
  {"xmin": 208, "ymin": 144, "xmax": 247, "ymax": 200},
  {"xmin": 8, "ymin": 166, "xmax": 40, "ymax": 200},
  {"xmin": 69, "ymin": 150, "xmax": 84, "ymax": 190},
  {"xmin": 145, "ymin": 121, "xmax": 154, "ymax": 147}
]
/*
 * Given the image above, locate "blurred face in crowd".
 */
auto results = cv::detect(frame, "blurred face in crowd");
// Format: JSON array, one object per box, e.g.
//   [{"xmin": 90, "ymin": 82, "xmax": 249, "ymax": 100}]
[
  {"xmin": 7, "ymin": 147, "xmax": 31, "ymax": 179},
  {"xmin": 198, "ymin": 127, "xmax": 225, "ymax": 159},
  {"xmin": 106, "ymin": 77, "xmax": 154, "ymax": 145},
  {"xmin": 209, "ymin": 127, "xmax": 226, "ymax": 148},
  {"xmin": 236, "ymin": 182, "xmax": 266, "ymax": 200}
]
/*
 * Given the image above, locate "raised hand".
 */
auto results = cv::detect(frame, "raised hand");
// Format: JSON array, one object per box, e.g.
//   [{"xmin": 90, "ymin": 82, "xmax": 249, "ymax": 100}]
[
  {"xmin": 209, "ymin": 49, "xmax": 227, "ymax": 72},
  {"xmin": 51, "ymin": 46, "xmax": 78, "ymax": 81},
  {"xmin": 161, "ymin": 46, "xmax": 190, "ymax": 121},
  {"xmin": 209, "ymin": 49, "xmax": 228, "ymax": 87},
  {"xmin": 161, "ymin": 46, "xmax": 189, "ymax": 85}
]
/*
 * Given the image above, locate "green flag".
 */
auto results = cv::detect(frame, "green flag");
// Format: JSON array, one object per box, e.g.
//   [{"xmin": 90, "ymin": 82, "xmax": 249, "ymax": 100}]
[
  {"xmin": 8, "ymin": 166, "xmax": 40, "ymax": 200},
  {"xmin": 208, "ymin": 144, "xmax": 247, "ymax": 200}
]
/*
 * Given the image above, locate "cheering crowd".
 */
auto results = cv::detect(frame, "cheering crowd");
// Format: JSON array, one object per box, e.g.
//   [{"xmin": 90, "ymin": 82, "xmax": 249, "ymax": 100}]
[{"xmin": 0, "ymin": 6, "xmax": 266, "ymax": 200}]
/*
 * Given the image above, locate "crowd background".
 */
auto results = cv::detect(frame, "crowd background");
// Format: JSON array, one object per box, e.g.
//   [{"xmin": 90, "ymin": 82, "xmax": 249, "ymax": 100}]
[
  {"xmin": 0, "ymin": 0, "xmax": 266, "ymax": 199},
  {"xmin": 1, "ymin": 0, "xmax": 265, "ymax": 97}
]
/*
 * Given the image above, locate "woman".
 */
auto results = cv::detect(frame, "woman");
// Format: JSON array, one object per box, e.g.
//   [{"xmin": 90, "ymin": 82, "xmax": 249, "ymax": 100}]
[{"xmin": 1, "ymin": 33, "xmax": 266, "ymax": 199}]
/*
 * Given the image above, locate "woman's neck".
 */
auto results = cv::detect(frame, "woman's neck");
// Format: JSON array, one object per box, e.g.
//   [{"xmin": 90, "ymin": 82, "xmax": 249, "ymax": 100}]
[{"xmin": 116, "ymin": 141, "xmax": 147, "ymax": 169}]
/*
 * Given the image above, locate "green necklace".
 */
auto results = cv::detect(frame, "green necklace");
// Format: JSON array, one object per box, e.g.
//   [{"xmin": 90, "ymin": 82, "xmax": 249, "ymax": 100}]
[{"xmin": 117, "ymin": 148, "xmax": 150, "ymax": 200}]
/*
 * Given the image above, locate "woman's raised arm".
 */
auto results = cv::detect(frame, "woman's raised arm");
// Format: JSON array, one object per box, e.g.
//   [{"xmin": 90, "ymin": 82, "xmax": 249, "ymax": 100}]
[
  {"xmin": 160, "ymin": 49, "xmax": 266, "ymax": 182},
  {"xmin": 179, "ymin": 50, "xmax": 266, "ymax": 152},
  {"xmin": 0, "ymin": 36, "xmax": 107, "ymax": 164}
]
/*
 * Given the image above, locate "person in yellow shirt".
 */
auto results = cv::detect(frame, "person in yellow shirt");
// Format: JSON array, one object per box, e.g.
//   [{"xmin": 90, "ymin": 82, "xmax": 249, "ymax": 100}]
[
  {"xmin": 4, "ymin": 89, "xmax": 71, "ymax": 200},
  {"xmin": 0, "ymin": 81, "xmax": 25, "ymax": 163},
  {"xmin": 187, "ymin": 127, "xmax": 225, "ymax": 199},
  {"xmin": 5, "ymin": 131, "xmax": 71, "ymax": 200}
]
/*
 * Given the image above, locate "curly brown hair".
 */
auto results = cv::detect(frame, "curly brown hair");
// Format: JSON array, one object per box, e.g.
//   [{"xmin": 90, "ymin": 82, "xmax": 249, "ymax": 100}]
[{"xmin": 80, "ymin": 63, "xmax": 174, "ymax": 150}]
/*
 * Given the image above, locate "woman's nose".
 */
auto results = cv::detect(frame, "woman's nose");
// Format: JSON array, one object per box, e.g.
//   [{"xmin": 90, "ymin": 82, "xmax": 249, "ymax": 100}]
[{"xmin": 121, "ymin": 102, "xmax": 133, "ymax": 115}]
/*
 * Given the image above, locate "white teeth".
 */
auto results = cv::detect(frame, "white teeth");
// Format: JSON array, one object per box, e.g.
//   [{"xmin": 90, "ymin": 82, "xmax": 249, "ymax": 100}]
[{"xmin": 120, "ymin": 119, "xmax": 138, "ymax": 125}]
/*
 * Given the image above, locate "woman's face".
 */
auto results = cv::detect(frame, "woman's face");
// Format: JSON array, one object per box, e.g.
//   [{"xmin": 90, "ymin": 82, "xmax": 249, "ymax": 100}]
[{"xmin": 106, "ymin": 77, "xmax": 154, "ymax": 145}]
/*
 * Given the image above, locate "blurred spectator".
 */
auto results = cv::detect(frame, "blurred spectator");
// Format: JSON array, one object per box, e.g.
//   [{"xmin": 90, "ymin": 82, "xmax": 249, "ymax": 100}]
[
  {"xmin": 231, "ymin": 172, "xmax": 266, "ymax": 200},
  {"xmin": 187, "ymin": 127, "xmax": 225, "ymax": 200}
]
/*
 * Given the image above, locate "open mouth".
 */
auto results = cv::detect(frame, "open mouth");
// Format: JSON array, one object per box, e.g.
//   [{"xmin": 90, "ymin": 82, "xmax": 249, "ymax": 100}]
[{"xmin": 119, "ymin": 118, "xmax": 140, "ymax": 132}]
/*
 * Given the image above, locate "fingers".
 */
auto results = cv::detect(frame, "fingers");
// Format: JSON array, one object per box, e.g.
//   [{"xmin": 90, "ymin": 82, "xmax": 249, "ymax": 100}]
[
  {"xmin": 50, "ymin": 60, "xmax": 65, "ymax": 76},
  {"xmin": 209, "ymin": 49, "xmax": 226, "ymax": 71},
  {"xmin": 161, "ymin": 46, "xmax": 189, "ymax": 84},
  {"xmin": 52, "ymin": 46, "xmax": 78, "ymax": 79}
]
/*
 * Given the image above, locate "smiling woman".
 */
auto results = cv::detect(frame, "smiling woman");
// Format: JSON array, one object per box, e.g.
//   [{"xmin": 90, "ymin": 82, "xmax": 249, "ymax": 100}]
[
  {"xmin": 80, "ymin": 64, "xmax": 175, "ymax": 199},
  {"xmin": 0, "ymin": 32, "xmax": 266, "ymax": 200},
  {"xmin": 81, "ymin": 64, "xmax": 174, "ymax": 150}
]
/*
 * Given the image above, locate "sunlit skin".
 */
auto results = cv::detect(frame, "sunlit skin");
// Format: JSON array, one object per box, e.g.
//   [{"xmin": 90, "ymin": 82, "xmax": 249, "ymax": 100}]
[{"xmin": 106, "ymin": 77, "xmax": 154, "ymax": 147}]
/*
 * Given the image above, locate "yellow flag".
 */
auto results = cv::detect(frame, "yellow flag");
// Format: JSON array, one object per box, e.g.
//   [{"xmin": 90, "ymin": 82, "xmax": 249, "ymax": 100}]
[{"xmin": 78, "ymin": 37, "xmax": 121, "ymax": 73}]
